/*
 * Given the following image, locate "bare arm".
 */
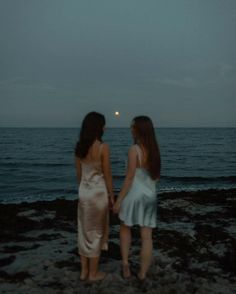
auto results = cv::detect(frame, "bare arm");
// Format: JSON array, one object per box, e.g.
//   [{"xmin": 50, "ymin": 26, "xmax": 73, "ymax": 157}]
[
  {"xmin": 75, "ymin": 156, "xmax": 81, "ymax": 184},
  {"xmin": 101, "ymin": 144, "xmax": 115, "ymax": 203},
  {"xmin": 113, "ymin": 146, "xmax": 137, "ymax": 213}
]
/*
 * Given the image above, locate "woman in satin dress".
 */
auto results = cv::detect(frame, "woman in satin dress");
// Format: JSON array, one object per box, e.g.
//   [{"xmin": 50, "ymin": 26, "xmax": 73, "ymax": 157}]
[
  {"xmin": 75, "ymin": 112, "xmax": 114, "ymax": 282},
  {"xmin": 113, "ymin": 116, "xmax": 161, "ymax": 280}
]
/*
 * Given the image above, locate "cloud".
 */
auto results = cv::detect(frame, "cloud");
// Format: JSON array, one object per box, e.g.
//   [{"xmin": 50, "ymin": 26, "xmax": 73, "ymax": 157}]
[
  {"xmin": 0, "ymin": 77, "xmax": 57, "ymax": 92},
  {"xmin": 0, "ymin": 76, "xmax": 25, "ymax": 86},
  {"xmin": 152, "ymin": 62, "xmax": 236, "ymax": 89},
  {"xmin": 154, "ymin": 77, "xmax": 197, "ymax": 88}
]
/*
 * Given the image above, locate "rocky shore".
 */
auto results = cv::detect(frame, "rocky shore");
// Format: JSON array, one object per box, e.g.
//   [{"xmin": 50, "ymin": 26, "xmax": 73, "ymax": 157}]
[{"xmin": 0, "ymin": 189, "xmax": 235, "ymax": 293}]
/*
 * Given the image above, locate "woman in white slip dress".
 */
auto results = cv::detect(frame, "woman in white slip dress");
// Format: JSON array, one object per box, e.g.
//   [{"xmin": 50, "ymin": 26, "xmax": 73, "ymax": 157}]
[
  {"xmin": 113, "ymin": 116, "xmax": 161, "ymax": 280},
  {"xmin": 75, "ymin": 112, "xmax": 114, "ymax": 282}
]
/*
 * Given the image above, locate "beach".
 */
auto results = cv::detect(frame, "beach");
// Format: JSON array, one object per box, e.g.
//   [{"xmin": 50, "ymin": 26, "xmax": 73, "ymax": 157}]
[{"xmin": 0, "ymin": 189, "xmax": 235, "ymax": 294}]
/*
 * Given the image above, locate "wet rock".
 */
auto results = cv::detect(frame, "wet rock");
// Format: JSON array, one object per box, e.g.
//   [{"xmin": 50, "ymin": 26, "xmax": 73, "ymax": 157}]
[
  {"xmin": 54, "ymin": 258, "xmax": 78, "ymax": 270},
  {"xmin": 37, "ymin": 233, "xmax": 63, "ymax": 241},
  {"xmin": 101, "ymin": 241, "xmax": 121, "ymax": 261},
  {"xmin": 0, "ymin": 255, "xmax": 16, "ymax": 267},
  {"xmin": 2, "ymin": 244, "xmax": 40, "ymax": 253},
  {"xmin": 0, "ymin": 270, "xmax": 31, "ymax": 282},
  {"xmin": 0, "ymin": 188, "xmax": 235, "ymax": 293}
]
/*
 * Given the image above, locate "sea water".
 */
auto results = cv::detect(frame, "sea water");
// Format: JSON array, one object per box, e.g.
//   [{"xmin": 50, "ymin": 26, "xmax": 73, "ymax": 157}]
[{"xmin": 0, "ymin": 128, "xmax": 235, "ymax": 203}]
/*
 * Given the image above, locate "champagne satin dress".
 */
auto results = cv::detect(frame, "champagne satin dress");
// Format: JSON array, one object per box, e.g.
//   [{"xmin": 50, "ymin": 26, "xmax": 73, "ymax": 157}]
[
  {"xmin": 119, "ymin": 145, "xmax": 157, "ymax": 228},
  {"xmin": 77, "ymin": 145, "xmax": 109, "ymax": 257}
]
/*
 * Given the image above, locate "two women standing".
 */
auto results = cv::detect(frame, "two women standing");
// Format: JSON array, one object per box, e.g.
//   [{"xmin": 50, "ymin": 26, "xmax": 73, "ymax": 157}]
[{"xmin": 75, "ymin": 112, "xmax": 161, "ymax": 282}]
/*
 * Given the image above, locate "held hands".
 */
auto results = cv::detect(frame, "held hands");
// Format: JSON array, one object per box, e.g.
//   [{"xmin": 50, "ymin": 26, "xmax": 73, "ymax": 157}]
[
  {"xmin": 109, "ymin": 194, "xmax": 115, "ymax": 210},
  {"xmin": 108, "ymin": 191, "xmax": 122, "ymax": 214},
  {"xmin": 113, "ymin": 200, "xmax": 121, "ymax": 214}
]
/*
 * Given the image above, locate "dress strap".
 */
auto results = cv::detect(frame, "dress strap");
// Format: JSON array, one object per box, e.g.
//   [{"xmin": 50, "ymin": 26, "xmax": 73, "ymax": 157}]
[
  {"xmin": 135, "ymin": 145, "xmax": 142, "ymax": 166},
  {"xmin": 99, "ymin": 143, "xmax": 104, "ymax": 157}
]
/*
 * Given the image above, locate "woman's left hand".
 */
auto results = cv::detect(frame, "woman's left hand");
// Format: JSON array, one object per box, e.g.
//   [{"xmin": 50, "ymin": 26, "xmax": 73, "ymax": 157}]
[
  {"xmin": 113, "ymin": 201, "xmax": 121, "ymax": 214},
  {"xmin": 109, "ymin": 195, "xmax": 115, "ymax": 210}
]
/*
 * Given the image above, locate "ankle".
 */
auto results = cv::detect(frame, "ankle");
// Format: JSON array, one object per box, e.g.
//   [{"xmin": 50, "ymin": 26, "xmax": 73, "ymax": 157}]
[
  {"xmin": 88, "ymin": 271, "xmax": 106, "ymax": 281},
  {"xmin": 138, "ymin": 272, "xmax": 146, "ymax": 279},
  {"xmin": 88, "ymin": 271, "xmax": 96, "ymax": 277}
]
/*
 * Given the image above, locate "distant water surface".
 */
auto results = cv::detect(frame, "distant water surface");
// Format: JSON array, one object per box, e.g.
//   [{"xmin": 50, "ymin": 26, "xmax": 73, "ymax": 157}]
[{"xmin": 0, "ymin": 128, "xmax": 235, "ymax": 203}]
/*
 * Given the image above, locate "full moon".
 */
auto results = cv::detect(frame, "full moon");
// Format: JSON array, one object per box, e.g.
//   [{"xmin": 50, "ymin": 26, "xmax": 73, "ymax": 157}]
[{"xmin": 115, "ymin": 111, "xmax": 120, "ymax": 117}]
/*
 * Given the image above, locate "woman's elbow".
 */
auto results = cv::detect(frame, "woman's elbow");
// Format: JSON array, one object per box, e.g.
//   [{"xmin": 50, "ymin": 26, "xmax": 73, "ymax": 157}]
[
  {"xmin": 104, "ymin": 171, "xmax": 112, "ymax": 181},
  {"xmin": 104, "ymin": 175, "xmax": 112, "ymax": 187}
]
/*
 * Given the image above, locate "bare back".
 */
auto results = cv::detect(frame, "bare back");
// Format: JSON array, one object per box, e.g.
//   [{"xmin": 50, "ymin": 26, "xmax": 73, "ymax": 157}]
[
  {"xmin": 81, "ymin": 140, "xmax": 103, "ymax": 165},
  {"xmin": 135, "ymin": 144, "xmax": 148, "ymax": 169}
]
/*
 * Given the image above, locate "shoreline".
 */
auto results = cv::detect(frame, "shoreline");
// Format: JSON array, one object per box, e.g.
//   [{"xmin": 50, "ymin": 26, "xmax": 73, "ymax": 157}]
[
  {"xmin": 1, "ymin": 187, "xmax": 236, "ymax": 205},
  {"xmin": 0, "ymin": 188, "xmax": 235, "ymax": 293}
]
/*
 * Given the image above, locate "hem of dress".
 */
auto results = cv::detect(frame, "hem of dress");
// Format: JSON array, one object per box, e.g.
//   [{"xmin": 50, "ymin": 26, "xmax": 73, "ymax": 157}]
[
  {"xmin": 78, "ymin": 246, "xmax": 108, "ymax": 258},
  {"xmin": 79, "ymin": 252, "xmax": 100, "ymax": 258},
  {"xmin": 119, "ymin": 216, "xmax": 157, "ymax": 228}
]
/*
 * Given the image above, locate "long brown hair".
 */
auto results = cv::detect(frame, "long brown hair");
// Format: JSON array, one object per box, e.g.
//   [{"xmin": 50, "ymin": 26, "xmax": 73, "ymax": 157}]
[
  {"xmin": 132, "ymin": 116, "xmax": 161, "ymax": 180},
  {"xmin": 75, "ymin": 112, "xmax": 105, "ymax": 159}
]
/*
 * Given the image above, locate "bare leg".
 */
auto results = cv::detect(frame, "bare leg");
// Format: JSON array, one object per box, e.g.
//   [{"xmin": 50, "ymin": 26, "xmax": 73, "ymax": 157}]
[
  {"xmin": 120, "ymin": 223, "xmax": 131, "ymax": 278},
  {"xmin": 88, "ymin": 256, "xmax": 106, "ymax": 281},
  {"xmin": 80, "ymin": 255, "xmax": 89, "ymax": 280},
  {"xmin": 138, "ymin": 227, "xmax": 153, "ymax": 280}
]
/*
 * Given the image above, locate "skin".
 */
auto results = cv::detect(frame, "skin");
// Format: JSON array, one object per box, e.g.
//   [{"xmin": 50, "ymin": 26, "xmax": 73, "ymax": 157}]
[
  {"xmin": 75, "ymin": 136, "xmax": 114, "ymax": 282},
  {"xmin": 113, "ymin": 126, "xmax": 153, "ymax": 280}
]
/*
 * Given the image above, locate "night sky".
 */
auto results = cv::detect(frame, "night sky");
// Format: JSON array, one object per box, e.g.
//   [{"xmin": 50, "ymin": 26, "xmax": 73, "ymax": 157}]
[{"xmin": 0, "ymin": 0, "xmax": 235, "ymax": 127}]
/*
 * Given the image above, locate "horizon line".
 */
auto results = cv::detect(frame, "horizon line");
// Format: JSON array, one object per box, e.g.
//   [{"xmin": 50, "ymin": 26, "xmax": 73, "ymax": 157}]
[{"xmin": 0, "ymin": 126, "xmax": 236, "ymax": 129}]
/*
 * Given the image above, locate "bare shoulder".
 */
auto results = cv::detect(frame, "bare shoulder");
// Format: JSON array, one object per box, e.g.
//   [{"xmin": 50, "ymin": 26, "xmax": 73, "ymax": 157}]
[
  {"xmin": 101, "ymin": 142, "xmax": 110, "ymax": 156},
  {"xmin": 74, "ymin": 156, "xmax": 81, "ymax": 166},
  {"xmin": 129, "ymin": 145, "xmax": 137, "ymax": 153},
  {"xmin": 128, "ymin": 145, "xmax": 138, "ymax": 158},
  {"xmin": 75, "ymin": 155, "xmax": 81, "ymax": 162},
  {"xmin": 101, "ymin": 142, "xmax": 109, "ymax": 149}
]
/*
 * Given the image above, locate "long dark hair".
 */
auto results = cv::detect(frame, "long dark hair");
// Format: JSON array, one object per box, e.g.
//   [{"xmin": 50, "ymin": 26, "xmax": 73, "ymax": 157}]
[
  {"xmin": 75, "ymin": 112, "xmax": 106, "ymax": 159},
  {"xmin": 132, "ymin": 116, "xmax": 161, "ymax": 180}
]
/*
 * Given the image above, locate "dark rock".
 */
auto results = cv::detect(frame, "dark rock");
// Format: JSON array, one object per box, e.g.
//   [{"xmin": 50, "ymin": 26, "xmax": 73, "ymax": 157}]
[
  {"xmin": 0, "ymin": 270, "xmax": 31, "ymax": 282},
  {"xmin": 54, "ymin": 258, "xmax": 78, "ymax": 270},
  {"xmin": 68, "ymin": 247, "xmax": 78, "ymax": 256},
  {"xmin": 2, "ymin": 244, "xmax": 40, "ymax": 253},
  {"xmin": 219, "ymin": 248, "xmax": 236, "ymax": 274},
  {"xmin": 0, "ymin": 188, "xmax": 235, "ymax": 291},
  {"xmin": 37, "ymin": 233, "xmax": 63, "ymax": 241},
  {"xmin": 0, "ymin": 255, "xmax": 16, "ymax": 267},
  {"xmin": 100, "ymin": 241, "xmax": 121, "ymax": 262}
]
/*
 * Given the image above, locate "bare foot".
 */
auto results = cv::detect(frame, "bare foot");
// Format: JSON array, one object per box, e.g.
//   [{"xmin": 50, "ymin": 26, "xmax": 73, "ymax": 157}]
[
  {"xmin": 80, "ymin": 271, "xmax": 88, "ymax": 281},
  {"xmin": 88, "ymin": 271, "xmax": 107, "ymax": 282},
  {"xmin": 137, "ymin": 272, "xmax": 146, "ymax": 281},
  {"xmin": 122, "ymin": 264, "xmax": 131, "ymax": 279}
]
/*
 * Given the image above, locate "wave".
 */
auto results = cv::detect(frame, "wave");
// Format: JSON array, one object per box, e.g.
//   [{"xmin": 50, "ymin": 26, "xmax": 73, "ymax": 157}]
[
  {"xmin": 43, "ymin": 188, "xmax": 76, "ymax": 194},
  {"xmin": 1, "ymin": 162, "xmax": 71, "ymax": 168},
  {"xmin": 112, "ymin": 175, "xmax": 236, "ymax": 182},
  {"xmin": 161, "ymin": 175, "xmax": 236, "ymax": 183}
]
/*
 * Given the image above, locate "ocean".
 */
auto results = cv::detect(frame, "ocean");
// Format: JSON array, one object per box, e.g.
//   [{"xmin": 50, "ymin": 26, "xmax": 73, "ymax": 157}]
[{"xmin": 0, "ymin": 127, "xmax": 236, "ymax": 203}]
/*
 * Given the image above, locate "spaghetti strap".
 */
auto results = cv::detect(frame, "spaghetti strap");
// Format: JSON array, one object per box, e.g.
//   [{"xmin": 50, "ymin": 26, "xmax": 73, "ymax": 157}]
[
  {"xmin": 135, "ymin": 145, "xmax": 142, "ymax": 166},
  {"xmin": 99, "ymin": 143, "xmax": 104, "ymax": 157}
]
